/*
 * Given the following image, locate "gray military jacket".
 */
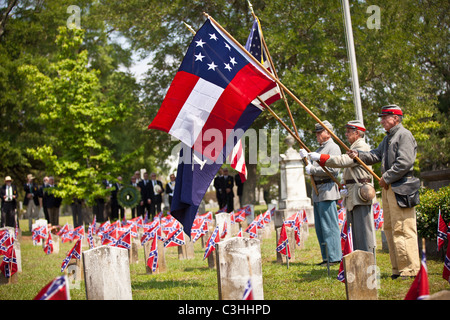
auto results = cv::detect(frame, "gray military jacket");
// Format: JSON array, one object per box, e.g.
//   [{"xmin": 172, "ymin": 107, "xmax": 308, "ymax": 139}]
[
  {"xmin": 324, "ymin": 138, "xmax": 373, "ymax": 211},
  {"xmin": 357, "ymin": 123, "xmax": 416, "ymax": 185},
  {"xmin": 310, "ymin": 138, "xmax": 341, "ymax": 203}
]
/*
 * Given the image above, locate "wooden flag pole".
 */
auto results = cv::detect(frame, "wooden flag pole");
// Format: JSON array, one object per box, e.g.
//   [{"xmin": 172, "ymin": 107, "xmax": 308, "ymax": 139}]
[
  {"xmin": 257, "ymin": 97, "xmax": 342, "ymax": 189},
  {"xmin": 205, "ymin": 13, "xmax": 381, "ymax": 182},
  {"xmin": 184, "ymin": 18, "xmax": 339, "ymax": 191}
]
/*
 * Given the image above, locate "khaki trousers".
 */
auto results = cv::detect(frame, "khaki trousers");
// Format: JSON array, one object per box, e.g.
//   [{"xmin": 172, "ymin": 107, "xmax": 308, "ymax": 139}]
[{"xmin": 382, "ymin": 186, "xmax": 420, "ymax": 276}]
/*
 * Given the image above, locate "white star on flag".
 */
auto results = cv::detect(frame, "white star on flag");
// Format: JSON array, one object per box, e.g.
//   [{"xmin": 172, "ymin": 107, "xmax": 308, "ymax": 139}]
[
  {"xmin": 195, "ymin": 52, "xmax": 205, "ymax": 61},
  {"xmin": 196, "ymin": 39, "xmax": 206, "ymax": 47},
  {"xmin": 207, "ymin": 61, "xmax": 218, "ymax": 71}
]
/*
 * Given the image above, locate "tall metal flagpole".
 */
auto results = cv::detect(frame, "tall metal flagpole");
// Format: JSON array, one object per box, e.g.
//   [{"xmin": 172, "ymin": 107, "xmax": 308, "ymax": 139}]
[{"xmin": 342, "ymin": 0, "xmax": 363, "ymax": 123}]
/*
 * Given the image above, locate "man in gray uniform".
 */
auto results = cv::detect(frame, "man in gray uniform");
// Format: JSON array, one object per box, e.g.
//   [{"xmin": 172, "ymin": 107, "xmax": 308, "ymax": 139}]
[
  {"xmin": 308, "ymin": 120, "xmax": 376, "ymax": 253},
  {"xmin": 300, "ymin": 121, "xmax": 341, "ymax": 265},
  {"xmin": 347, "ymin": 105, "xmax": 420, "ymax": 279}
]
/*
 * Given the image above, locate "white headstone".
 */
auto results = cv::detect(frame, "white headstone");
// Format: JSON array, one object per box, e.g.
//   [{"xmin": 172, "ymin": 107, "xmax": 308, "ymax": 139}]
[
  {"xmin": 215, "ymin": 212, "xmax": 231, "ymax": 241},
  {"xmin": 83, "ymin": 245, "xmax": 132, "ymax": 300},
  {"xmin": 216, "ymin": 237, "xmax": 263, "ymax": 300},
  {"xmin": 278, "ymin": 135, "xmax": 314, "ymax": 224}
]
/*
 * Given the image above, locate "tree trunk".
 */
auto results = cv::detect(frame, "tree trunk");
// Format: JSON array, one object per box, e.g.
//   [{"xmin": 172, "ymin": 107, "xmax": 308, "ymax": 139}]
[{"xmin": 241, "ymin": 162, "xmax": 257, "ymax": 205}]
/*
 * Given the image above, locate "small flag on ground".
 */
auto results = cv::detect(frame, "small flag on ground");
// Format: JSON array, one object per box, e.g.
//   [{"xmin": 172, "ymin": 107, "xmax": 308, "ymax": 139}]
[
  {"xmin": 44, "ymin": 232, "xmax": 53, "ymax": 255},
  {"xmin": 164, "ymin": 228, "xmax": 186, "ymax": 248},
  {"xmin": 437, "ymin": 208, "xmax": 447, "ymax": 252},
  {"xmin": 0, "ymin": 245, "xmax": 17, "ymax": 278},
  {"xmin": 203, "ymin": 225, "xmax": 219, "ymax": 260},
  {"xmin": 147, "ymin": 238, "xmax": 158, "ymax": 273},
  {"xmin": 34, "ymin": 275, "xmax": 70, "ymax": 300},
  {"xmin": 61, "ymin": 240, "xmax": 81, "ymax": 272},
  {"xmin": 242, "ymin": 278, "xmax": 254, "ymax": 300},
  {"xmin": 276, "ymin": 224, "xmax": 291, "ymax": 259},
  {"xmin": 442, "ymin": 220, "xmax": 450, "ymax": 284},
  {"xmin": 405, "ymin": 251, "xmax": 429, "ymax": 300},
  {"xmin": 337, "ymin": 222, "xmax": 353, "ymax": 283}
]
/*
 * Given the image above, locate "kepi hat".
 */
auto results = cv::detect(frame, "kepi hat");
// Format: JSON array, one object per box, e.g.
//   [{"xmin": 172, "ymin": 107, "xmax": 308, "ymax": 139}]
[
  {"xmin": 345, "ymin": 120, "xmax": 366, "ymax": 132},
  {"xmin": 378, "ymin": 104, "xmax": 403, "ymax": 117},
  {"xmin": 315, "ymin": 120, "xmax": 334, "ymax": 132}
]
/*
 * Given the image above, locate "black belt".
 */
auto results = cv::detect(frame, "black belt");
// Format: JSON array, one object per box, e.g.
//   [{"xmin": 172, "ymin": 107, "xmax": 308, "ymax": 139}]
[
  {"xmin": 314, "ymin": 179, "xmax": 332, "ymax": 185},
  {"xmin": 345, "ymin": 178, "xmax": 371, "ymax": 184}
]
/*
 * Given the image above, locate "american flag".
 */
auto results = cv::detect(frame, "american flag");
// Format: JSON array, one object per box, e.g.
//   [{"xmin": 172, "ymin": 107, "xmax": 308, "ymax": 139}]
[
  {"xmin": 246, "ymin": 18, "xmax": 281, "ymax": 110},
  {"xmin": 61, "ymin": 240, "xmax": 81, "ymax": 272},
  {"xmin": 147, "ymin": 238, "xmax": 158, "ymax": 273},
  {"xmin": 203, "ymin": 225, "xmax": 219, "ymax": 260},
  {"xmin": 34, "ymin": 276, "xmax": 70, "ymax": 300},
  {"xmin": 229, "ymin": 18, "xmax": 282, "ymax": 182}
]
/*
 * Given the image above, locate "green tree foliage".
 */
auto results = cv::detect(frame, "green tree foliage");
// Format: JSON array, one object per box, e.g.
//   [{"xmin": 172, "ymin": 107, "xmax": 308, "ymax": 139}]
[
  {"xmin": 1, "ymin": 0, "xmax": 448, "ymax": 205},
  {"xmin": 20, "ymin": 27, "xmax": 131, "ymax": 204}
]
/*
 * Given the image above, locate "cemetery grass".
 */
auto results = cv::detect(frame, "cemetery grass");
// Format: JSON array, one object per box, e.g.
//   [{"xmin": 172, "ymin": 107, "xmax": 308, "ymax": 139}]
[{"xmin": 1, "ymin": 212, "xmax": 449, "ymax": 300}]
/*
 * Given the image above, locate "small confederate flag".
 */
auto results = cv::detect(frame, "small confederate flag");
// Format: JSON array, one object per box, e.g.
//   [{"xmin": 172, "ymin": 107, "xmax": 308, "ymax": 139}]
[
  {"xmin": 0, "ymin": 245, "xmax": 17, "ymax": 278},
  {"xmin": 220, "ymin": 221, "xmax": 228, "ymax": 239},
  {"xmin": 32, "ymin": 225, "xmax": 47, "ymax": 245},
  {"xmin": 44, "ymin": 232, "xmax": 54, "ymax": 255},
  {"xmin": 245, "ymin": 221, "xmax": 258, "ymax": 239},
  {"xmin": 164, "ymin": 228, "xmax": 186, "ymax": 248},
  {"xmin": 373, "ymin": 202, "xmax": 384, "ymax": 230},
  {"xmin": 405, "ymin": 251, "xmax": 429, "ymax": 300},
  {"xmin": 0, "ymin": 230, "xmax": 13, "ymax": 255},
  {"xmin": 443, "ymin": 221, "xmax": 450, "ymax": 283},
  {"xmin": 242, "ymin": 278, "xmax": 254, "ymax": 300},
  {"xmin": 203, "ymin": 225, "xmax": 219, "ymax": 260},
  {"xmin": 190, "ymin": 217, "xmax": 208, "ymax": 243},
  {"xmin": 34, "ymin": 276, "xmax": 70, "ymax": 300},
  {"xmin": 61, "ymin": 240, "xmax": 81, "ymax": 272},
  {"xmin": 337, "ymin": 222, "xmax": 353, "ymax": 283},
  {"xmin": 437, "ymin": 208, "xmax": 447, "ymax": 252},
  {"xmin": 276, "ymin": 224, "xmax": 291, "ymax": 259},
  {"xmin": 233, "ymin": 208, "xmax": 246, "ymax": 223},
  {"xmin": 87, "ymin": 224, "xmax": 95, "ymax": 249},
  {"xmin": 147, "ymin": 238, "xmax": 158, "ymax": 273},
  {"xmin": 114, "ymin": 228, "xmax": 131, "ymax": 249},
  {"xmin": 338, "ymin": 208, "xmax": 346, "ymax": 228}
]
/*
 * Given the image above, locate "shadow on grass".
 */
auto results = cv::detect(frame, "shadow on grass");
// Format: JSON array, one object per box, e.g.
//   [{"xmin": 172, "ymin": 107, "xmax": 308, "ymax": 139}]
[{"xmin": 132, "ymin": 278, "xmax": 204, "ymax": 290}]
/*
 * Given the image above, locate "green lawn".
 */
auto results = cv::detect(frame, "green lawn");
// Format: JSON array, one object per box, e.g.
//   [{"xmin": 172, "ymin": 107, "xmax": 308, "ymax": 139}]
[{"xmin": 0, "ymin": 211, "xmax": 449, "ymax": 300}]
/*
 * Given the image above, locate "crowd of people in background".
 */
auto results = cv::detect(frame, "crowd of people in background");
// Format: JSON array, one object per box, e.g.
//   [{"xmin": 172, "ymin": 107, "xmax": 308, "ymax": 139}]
[
  {"xmin": 0, "ymin": 170, "xmax": 179, "ymax": 231},
  {"xmin": 0, "ymin": 167, "xmax": 246, "ymax": 232}
]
